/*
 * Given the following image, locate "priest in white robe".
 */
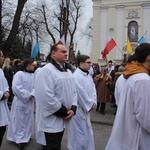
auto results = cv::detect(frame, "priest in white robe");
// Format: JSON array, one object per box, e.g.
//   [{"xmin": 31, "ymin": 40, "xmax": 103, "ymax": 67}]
[
  {"xmin": 7, "ymin": 58, "xmax": 35, "ymax": 149},
  {"xmin": 68, "ymin": 55, "xmax": 97, "ymax": 150},
  {"xmin": 114, "ymin": 74, "xmax": 126, "ymax": 106},
  {"xmin": 34, "ymin": 67, "xmax": 46, "ymax": 148},
  {"xmin": 34, "ymin": 44, "xmax": 77, "ymax": 150},
  {"xmin": 106, "ymin": 43, "xmax": 150, "ymax": 150}
]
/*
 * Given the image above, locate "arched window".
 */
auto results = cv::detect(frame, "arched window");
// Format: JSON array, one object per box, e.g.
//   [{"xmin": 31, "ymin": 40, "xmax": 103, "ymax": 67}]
[{"xmin": 128, "ymin": 21, "xmax": 138, "ymax": 42}]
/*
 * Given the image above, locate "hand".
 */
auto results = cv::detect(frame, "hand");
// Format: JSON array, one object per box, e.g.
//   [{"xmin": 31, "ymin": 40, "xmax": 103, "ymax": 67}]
[
  {"xmin": 90, "ymin": 103, "xmax": 97, "ymax": 111},
  {"xmin": 100, "ymin": 74, "xmax": 104, "ymax": 79},
  {"xmin": 92, "ymin": 103, "xmax": 97, "ymax": 109},
  {"xmin": 64, "ymin": 110, "xmax": 74, "ymax": 121},
  {"xmin": 3, "ymin": 91, "xmax": 10, "ymax": 99}
]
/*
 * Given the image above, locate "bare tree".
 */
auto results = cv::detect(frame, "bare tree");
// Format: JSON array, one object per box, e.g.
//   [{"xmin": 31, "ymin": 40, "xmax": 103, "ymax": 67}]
[
  {"xmin": 30, "ymin": 0, "xmax": 84, "ymax": 61},
  {"xmin": 0, "ymin": 0, "xmax": 85, "ymax": 60},
  {"xmin": 3, "ymin": 0, "xmax": 27, "ymax": 55},
  {"xmin": 80, "ymin": 17, "xmax": 93, "ymax": 41},
  {"xmin": 67, "ymin": 0, "xmax": 83, "ymax": 61}
]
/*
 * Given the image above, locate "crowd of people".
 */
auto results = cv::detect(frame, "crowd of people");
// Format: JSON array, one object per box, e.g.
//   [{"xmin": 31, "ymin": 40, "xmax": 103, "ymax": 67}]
[{"xmin": 1, "ymin": 43, "xmax": 150, "ymax": 150}]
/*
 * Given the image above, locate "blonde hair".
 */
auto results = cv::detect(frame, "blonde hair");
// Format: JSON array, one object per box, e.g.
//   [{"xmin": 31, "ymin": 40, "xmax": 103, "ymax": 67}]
[{"xmin": 2, "ymin": 57, "xmax": 11, "ymax": 70}]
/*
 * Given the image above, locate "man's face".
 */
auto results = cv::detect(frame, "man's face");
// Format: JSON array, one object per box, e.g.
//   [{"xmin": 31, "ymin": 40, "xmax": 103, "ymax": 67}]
[
  {"xmin": 0, "ymin": 51, "xmax": 4, "ymax": 66},
  {"xmin": 81, "ymin": 58, "xmax": 91, "ymax": 71},
  {"xmin": 52, "ymin": 45, "xmax": 68, "ymax": 64},
  {"xmin": 108, "ymin": 63, "xmax": 112, "ymax": 67},
  {"xmin": 101, "ymin": 67, "xmax": 107, "ymax": 74},
  {"xmin": 27, "ymin": 63, "xmax": 35, "ymax": 72}
]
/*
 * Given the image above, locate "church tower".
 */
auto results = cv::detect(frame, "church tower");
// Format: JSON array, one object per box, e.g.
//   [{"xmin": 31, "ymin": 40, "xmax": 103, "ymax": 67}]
[{"xmin": 92, "ymin": 0, "xmax": 150, "ymax": 64}]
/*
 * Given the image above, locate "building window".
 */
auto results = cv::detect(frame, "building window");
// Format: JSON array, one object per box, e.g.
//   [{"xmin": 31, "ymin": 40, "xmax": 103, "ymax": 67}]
[{"xmin": 128, "ymin": 21, "xmax": 138, "ymax": 42}]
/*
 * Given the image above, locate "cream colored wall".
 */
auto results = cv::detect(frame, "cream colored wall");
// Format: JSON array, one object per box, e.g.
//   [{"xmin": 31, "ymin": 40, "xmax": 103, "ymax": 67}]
[
  {"xmin": 92, "ymin": 0, "xmax": 150, "ymax": 65},
  {"xmin": 91, "ymin": 1, "xmax": 101, "ymax": 63}
]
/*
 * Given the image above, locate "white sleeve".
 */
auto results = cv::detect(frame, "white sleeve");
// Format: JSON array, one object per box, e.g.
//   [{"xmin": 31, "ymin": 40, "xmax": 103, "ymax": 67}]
[{"xmin": 134, "ymin": 80, "xmax": 150, "ymax": 133}]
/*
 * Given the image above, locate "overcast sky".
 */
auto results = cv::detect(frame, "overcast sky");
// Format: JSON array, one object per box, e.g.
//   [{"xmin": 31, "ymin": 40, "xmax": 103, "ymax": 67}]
[
  {"xmin": 76, "ymin": 0, "xmax": 93, "ymax": 56},
  {"xmin": 21, "ymin": 0, "xmax": 93, "ymax": 57}
]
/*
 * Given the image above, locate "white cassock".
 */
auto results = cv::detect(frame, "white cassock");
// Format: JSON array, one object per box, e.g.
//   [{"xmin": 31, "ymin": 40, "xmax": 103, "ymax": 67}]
[
  {"xmin": 106, "ymin": 73, "xmax": 150, "ymax": 150},
  {"xmin": 114, "ymin": 74, "xmax": 126, "ymax": 106},
  {"xmin": 34, "ymin": 63, "xmax": 77, "ymax": 133},
  {"xmin": 0, "ymin": 69, "xmax": 10, "ymax": 126},
  {"xmin": 7, "ymin": 71, "xmax": 35, "ymax": 144},
  {"xmin": 68, "ymin": 68, "xmax": 97, "ymax": 150},
  {"xmin": 34, "ymin": 67, "xmax": 46, "ymax": 146}
]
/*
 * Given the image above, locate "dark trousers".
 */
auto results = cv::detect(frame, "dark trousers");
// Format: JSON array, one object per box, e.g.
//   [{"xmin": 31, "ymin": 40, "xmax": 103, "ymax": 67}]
[
  {"xmin": 0, "ymin": 126, "xmax": 6, "ymax": 147},
  {"xmin": 100, "ymin": 102, "xmax": 106, "ymax": 114},
  {"xmin": 96, "ymin": 102, "xmax": 100, "ymax": 111},
  {"xmin": 44, "ymin": 131, "xmax": 64, "ymax": 150}
]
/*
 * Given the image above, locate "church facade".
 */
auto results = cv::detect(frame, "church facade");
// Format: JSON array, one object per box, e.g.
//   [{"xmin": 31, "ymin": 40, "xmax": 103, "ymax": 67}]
[{"xmin": 92, "ymin": 0, "xmax": 150, "ymax": 64}]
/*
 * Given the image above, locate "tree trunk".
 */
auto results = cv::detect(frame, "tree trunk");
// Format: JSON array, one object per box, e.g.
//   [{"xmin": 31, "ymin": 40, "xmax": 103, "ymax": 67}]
[
  {"xmin": 69, "ymin": 43, "xmax": 75, "ymax": 62},
  {"xmin": 3, "ymin": 0, "xmax": 27, "ymax": 56}
]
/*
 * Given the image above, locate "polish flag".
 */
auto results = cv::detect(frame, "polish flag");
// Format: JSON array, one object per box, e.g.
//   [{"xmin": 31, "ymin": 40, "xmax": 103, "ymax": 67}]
[{"xmin": 102, "ymin": 36, "xmax": 116, "ymax": 60}]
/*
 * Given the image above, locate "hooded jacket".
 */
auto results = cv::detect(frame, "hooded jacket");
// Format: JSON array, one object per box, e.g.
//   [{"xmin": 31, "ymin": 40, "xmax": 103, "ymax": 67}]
[{"xmin": 123, "ymin": 61, "xmax": 149, "ymax": 79}]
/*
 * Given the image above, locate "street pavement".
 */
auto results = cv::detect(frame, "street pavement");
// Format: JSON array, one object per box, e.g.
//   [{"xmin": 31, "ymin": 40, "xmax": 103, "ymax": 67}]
[
  {"xmin": 91, "ymin": 102, "xmax": 115, "ymax": 126},
  {"xmin": 1, "ymin": 102, "xmax": 115, "ymax": 150}
]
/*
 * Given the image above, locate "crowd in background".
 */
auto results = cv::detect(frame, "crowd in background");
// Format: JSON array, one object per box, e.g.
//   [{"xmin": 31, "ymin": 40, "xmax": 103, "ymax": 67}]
[
  {"xmin": 1, "ymin": 55, "xmax": 128, "ymax": 114},
  {"xmin": 0, "ymin": 46, "xmax": 139, "ymax": 150}
]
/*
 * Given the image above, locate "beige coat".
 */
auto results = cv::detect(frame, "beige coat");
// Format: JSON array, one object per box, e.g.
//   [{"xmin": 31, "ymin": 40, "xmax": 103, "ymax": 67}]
[{"xmin": 94, "ymin": 73, "xmax": 111, "ymax": 103}]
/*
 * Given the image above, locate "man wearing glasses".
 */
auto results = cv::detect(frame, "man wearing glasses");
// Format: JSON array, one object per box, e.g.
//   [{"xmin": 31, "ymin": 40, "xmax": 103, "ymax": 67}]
[{"xmin": 68, "ymin": 55, "xmax": 97, "ymax": 150}]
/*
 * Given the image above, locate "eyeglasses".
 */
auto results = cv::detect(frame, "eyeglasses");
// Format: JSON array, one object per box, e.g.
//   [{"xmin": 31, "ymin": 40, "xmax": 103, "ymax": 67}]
[{"xmin": 84, "ymin": 61, "xmax": 91, "ymax": 64}]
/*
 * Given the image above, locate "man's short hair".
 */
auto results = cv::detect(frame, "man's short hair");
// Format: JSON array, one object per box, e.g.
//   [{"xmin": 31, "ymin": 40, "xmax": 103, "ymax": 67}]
[
  {"xmin": 108, "ymin": 60, "xmax": 112, "ymax": 63},
  {"xmin": 23, "ymin": 58, "xmax": 34, "ymax": 69},
  {"xmin": 135, "ymin": 43, "xmax": 150, "ymax": 63},
  {"xmin": 127, "ymin": 54, "xmax": 137, "ymax": 63},
  {"xmin": 77, "ymin": 55, "xmax": 90, "ymax": 66},
  {"xmin": 50, "ymin": 43, "xmax": 60, "ymax": 56}
]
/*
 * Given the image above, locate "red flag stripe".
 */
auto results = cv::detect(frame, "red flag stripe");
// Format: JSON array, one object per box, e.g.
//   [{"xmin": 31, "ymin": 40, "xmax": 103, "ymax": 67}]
[{"xmin": 102, "ymin": 38, "xmax": 116, "ymax": 59}]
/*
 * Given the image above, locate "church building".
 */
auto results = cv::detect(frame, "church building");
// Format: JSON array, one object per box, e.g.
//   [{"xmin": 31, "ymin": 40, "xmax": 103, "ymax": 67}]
[{"xmin": 92, "ymin": 0, "xmax": 150, "ymax": 64}]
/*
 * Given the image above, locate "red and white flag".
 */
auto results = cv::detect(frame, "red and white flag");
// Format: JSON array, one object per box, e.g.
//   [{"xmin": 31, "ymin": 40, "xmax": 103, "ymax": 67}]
[
  {"xmin": 57, "ymin": 35, "xmax": 66, "ymax": 46},
  {"xmin": 102, "ymin": 35, "xmax": 116, "ymax": 60}
]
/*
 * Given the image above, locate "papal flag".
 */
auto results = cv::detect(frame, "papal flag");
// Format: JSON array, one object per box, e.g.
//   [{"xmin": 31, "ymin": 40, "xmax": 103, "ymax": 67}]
[{"xmin": 127, "ymin": 38, "xmax": 132, "ymax": 54}]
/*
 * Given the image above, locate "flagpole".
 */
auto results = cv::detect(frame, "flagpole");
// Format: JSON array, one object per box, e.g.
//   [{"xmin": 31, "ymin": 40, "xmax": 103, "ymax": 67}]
[
  {"xmin": 142, "ymin": 30, "xmax": 148, "ymax": 37},
  {"xmin": 106, "ymin": 56, "xmax": 108, "ymax": 65},
  {"xmin": 116, "ymin": 44, "xmax": 124, "ymax": 56}
]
